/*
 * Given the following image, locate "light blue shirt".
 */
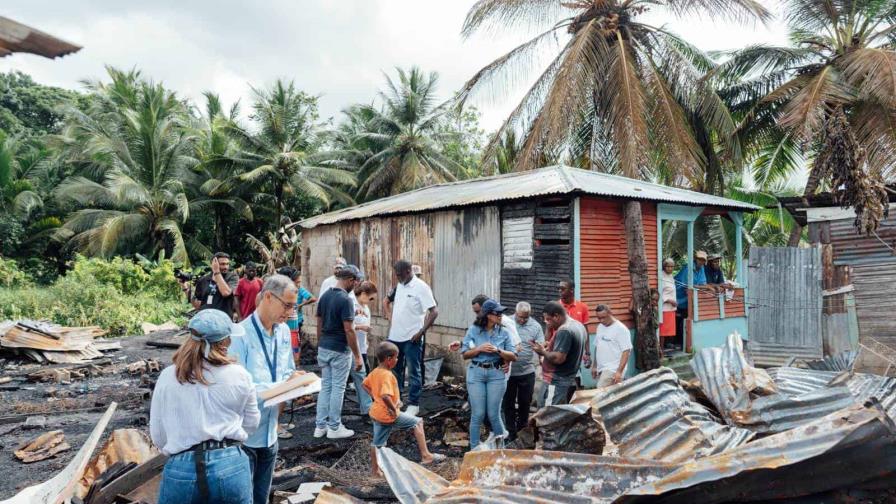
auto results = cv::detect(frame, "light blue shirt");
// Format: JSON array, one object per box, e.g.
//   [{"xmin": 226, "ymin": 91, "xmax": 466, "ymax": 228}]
[
  {"xmin": 229, "ymin": 312, "xmax": 296, "ymax": 448},
  {"xmin": 675, "ymin": 262, "xmax": 707, "ymax": 310},
  {"xmin": 462, "ymin": 324, "xmax": 517, "ymax": 365}
]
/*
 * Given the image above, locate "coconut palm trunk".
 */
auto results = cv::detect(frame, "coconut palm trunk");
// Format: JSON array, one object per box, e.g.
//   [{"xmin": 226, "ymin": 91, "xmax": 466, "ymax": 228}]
[{"xmin": 623, "ymin": 201, "xmax": 660, "ymax": 370}]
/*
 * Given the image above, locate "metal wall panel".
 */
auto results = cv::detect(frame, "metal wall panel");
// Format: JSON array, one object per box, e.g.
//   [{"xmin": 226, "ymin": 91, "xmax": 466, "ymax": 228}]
[
  {"xmin": 502, "ymin": 216, "xmax": 534, "ymax": 269},
  {"xmin": 830, "ymin": 215, "xmax": 896, "ymax": 265},
  {"xmin": 359, "ymin": 218, "xmax": 391, "ymax": 317},
  {"xmin": 433, "ymin": 207, "xmax": 502, "ymax": 329},
  {"xmin": 747, "ymin": 247, "xmax": 824, "ymax": 364},
  {"xmin": 852, "ymin": 262, "xmax": 896, "ymax": 338}
]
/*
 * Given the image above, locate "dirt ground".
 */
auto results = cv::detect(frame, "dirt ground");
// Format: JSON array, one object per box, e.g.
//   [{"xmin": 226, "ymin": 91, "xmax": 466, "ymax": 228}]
[{"xmin": 0, "ymin": 331, "xmax": 467, "ymax": 502}]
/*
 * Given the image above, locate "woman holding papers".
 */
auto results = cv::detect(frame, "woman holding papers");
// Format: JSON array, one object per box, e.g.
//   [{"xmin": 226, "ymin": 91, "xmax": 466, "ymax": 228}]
[{"xmin": 150, "ymin": 309, "xmax": 260, "ymax": 504}]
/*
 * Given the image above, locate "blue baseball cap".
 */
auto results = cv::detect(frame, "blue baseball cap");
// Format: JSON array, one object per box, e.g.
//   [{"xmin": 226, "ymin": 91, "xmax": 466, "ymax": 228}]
[
  {"xmin": 188, "ymin": 309, "xmax": 245, "ymax": 343},
  {"xmin": 481, "ymin": 299, "xmax": 507, "ymax": 316}
]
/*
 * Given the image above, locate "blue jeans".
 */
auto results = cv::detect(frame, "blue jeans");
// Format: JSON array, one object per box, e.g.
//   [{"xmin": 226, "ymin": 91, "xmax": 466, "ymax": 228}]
[
  {"xmin": 158, "ymin": 446, "xmax": 252, "ymax": 504},
  {"xmin": 390, "ymin": 339, "xmax": 423, "ymax": 406},
  {"xmin": 466, "ymin": 364, "xmax": 508, "ymax": 449},
  {"xmin": 372, "ymin": 412, "xmax": 420, "ymax": 447},
  {"xmin": 244, "ymin": 442, "xmax": 278, "ymax": 504},
  {"xmin": 350, "ymin": 353, "xmax": 372, "ymax": 415},
  {"xmin": 316, "ymin": 347, "xmax": 352, "ymax": 430}
]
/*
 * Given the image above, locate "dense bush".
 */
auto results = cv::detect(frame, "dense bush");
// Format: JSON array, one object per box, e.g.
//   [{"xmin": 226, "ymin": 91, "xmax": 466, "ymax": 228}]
[
  {"xmin": 0, "ymin": 256, "xmax": 31, "ymax": 287},
  {"xmin": 0, "ymin": 256, "xmax": 187, "ymax": 335}
]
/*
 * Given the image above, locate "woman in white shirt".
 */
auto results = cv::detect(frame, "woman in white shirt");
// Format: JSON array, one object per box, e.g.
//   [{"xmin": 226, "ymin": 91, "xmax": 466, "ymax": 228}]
[
  {"xmin": 660, "ymin": 258, "xmax": 678, "ymax": 345},
  {"xmin": 350, "ymin": 281, "xmax": 377, "ymax": 415},
  {"xmin": 150, "ymin": 309, "xmax": 260, "ymax": 504}
]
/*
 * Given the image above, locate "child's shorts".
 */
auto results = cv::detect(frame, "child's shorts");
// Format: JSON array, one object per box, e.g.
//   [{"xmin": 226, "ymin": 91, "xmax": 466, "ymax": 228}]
[{"xmin": 372, "ymin": 413, "xmax": 420, "ymax": 447}]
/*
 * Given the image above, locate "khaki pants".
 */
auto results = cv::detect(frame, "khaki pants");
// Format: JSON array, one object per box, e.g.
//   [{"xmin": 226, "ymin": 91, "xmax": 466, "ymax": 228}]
[{"xmin": 596, "ymin": 369, "xmax": 616, "ymax": 388}]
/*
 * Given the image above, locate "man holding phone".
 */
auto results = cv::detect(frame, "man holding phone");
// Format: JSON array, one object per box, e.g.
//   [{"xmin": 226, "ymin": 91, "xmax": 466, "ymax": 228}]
[{"xmin": 193, "ymin": 252, "xmax": 239, "ymax": 318}]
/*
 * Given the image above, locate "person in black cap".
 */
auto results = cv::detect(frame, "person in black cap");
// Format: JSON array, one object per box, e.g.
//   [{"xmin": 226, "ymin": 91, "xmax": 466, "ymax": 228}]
[
  {"xmin": 150, "ymin": 309, "xmax": 260, "ymax": 503},
  {"xmin": 460, "ymin": 298, "xmax": 518, "ymax": 449}
]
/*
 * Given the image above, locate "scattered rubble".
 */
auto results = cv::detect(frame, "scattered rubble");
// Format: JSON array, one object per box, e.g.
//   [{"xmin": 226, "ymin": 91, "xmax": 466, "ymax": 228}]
[
  {"xmin": 76, "ymin": 428, "xmax": 159, "ymax": 499},
  {"xmin": 0, "ymin": 321, "xmax": 109, "ymax": 364},
  {"xmin": 530, "ymin": 403, "xmax": 605, "ymax": 454},
  {"xmin": 14, "ymin": 430, "xmax": 71, "ymax": 463}
]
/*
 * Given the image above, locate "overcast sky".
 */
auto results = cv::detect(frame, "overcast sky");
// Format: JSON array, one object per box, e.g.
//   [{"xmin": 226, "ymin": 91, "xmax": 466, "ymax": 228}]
[{"xmin": 3, "ymin": 1, "xmax": 789, "ymax": 131}]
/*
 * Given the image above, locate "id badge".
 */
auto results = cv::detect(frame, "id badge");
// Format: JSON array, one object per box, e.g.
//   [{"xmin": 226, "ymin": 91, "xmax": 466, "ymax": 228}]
[{"xmin": 206, "ymin": 295, "xmax": 214, "ymax": 305}]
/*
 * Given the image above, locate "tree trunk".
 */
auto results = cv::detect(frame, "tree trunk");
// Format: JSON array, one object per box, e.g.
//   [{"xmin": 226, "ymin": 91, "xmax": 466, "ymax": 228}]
[
  {"xmin": 215, "ymin": 210, "xmax": 225, "ymax": 252},
  {"xmin": 789, "ymin": 157, "xmax": 825, "ymax": 247},
  {"xmin": 623, "ymin": 201, "xmax": 660, "ymax": 371},
  {"xmin": 274, "ymin": 183, "xmax": 284, "ymax": 230}
]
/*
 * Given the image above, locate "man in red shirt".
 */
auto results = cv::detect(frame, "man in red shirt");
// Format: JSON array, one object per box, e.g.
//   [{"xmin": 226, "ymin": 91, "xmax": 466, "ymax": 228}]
[
  {"xmin": 235, "ymin": 262, "xmax": 264, "ymax": 321},
  {"xmin": 558, "ymin": 280, "xmax": 592, "ymax": 368}
]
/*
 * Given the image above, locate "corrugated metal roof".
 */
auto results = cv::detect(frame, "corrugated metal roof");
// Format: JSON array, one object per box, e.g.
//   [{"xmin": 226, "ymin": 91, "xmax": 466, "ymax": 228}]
[
  {"xmin": 0, "ymin": 17, "xmax": 81, "ymax": 59},
  {"xmin": 299, "ymin": 166, "xmax": 759, "ymax": 228},
  {"xmin": 767, "ymin": 366, "xmax": 896, "ymax": 420},
  {"xmin": 593, "ymin": 367, "xmax": 755, "ymax": 463}
]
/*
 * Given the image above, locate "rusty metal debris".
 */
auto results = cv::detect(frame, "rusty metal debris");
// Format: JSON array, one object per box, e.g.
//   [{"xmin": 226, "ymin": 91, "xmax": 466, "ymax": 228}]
[
  {"xmin": 376, "ymin": 447, "xmax": 449, "ymax": 504},
  {"xmin": 593, "ymin": 367, "xmax": 754, "ymax": 463},
  {"xmin": 690, "ymin": 333, "xmax": 858, "ymax": 433},
  {"xmin": 0, "ymin": 320, "xmax": 110, "ymax": 364},
  {"xmin": 768, "ymin": 366, "xmax": 896, "ymax": 420},
  {"xmin": 531, "ymin": 403, "xmax": 605, "ymax": 454},
  {"xmin": 14, "ymin": 430, "xmax": 70, "ymax": 463},
  {"xmin": 804, "ymin": 349, "xmax": 859, "ymax": 372}
]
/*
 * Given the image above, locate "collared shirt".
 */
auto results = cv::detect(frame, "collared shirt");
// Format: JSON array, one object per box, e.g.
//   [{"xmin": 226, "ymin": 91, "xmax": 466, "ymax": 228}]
[
  {"xmin": 560, "ymin": 300, "xmax": 590, "ymax": 326},
  {"xmin": 388, "ymin": 276, "xmax": 437, "ymax": 343},
  {"xmin": 229, "ymin": 312, "xmax": 295, "ymax": 449},
  {"xmin": 462, "ymin": 324, "xmax": 517, "ymax": 365},
  {"xmin": 594, "ymin": 319, "xmax": 633, "ymax": 373},
  {"xmin": 706, "ymin": 267, "xmax": 726, "ymax": 285},
  {"xmin": 501, "ymin": 314, "xmax": 521, "ymax": 347},
  {"xmin": 675, "ymin": 262, "xmax": 707, "ymax": 309},
  {"xmin": 150, "ymin": 363, "xmax": 260, "ymax": 455},
  {"xmin": 510, "ymin": 318, "xmax": 544, "ymax": 376}
]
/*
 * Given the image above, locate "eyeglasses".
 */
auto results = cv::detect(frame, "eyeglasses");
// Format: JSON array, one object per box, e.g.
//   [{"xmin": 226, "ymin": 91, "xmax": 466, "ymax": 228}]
[{"xmin": 270, "ymin": 292, "xmax": 298, "ymax": 311}]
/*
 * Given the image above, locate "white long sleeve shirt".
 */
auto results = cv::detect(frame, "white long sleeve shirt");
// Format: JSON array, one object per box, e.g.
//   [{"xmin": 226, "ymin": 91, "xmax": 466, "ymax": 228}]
[{"xmin": 150, "ymin": 363, "xmax": 260, "ymax": 455}]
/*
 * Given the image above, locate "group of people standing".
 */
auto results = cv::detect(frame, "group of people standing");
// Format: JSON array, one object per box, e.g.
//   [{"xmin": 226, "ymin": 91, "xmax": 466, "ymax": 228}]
[{"xmin": 150, "ymin": 253, "xmax": 643, "ymax": 503}]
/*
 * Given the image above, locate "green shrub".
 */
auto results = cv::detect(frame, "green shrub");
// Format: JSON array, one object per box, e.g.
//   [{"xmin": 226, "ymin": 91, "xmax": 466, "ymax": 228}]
[
  {"xmin": 0, "ymin": 256, "xmax": 31, "ymax": 287},
  {"xmin": 66, "ymin": 255, "xmax": 181, "ymax": 300}
]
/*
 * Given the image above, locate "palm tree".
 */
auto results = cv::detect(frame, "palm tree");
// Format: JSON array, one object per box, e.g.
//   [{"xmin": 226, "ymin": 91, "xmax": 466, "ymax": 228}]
[
  {"xmin": 187, "ymin": 92, "xmax": 253, "ymax": 252},
  {"xmin": 53, "ymin": 67, "xmax": 198, "ymax": 264},
  {"xmin": 461, "ymin": 0, "xmax": 770, "ymax": 370},
  {"xmin": 0, "ymin": 132, "xmax": 47, "ymax": 219},
  {"xmin": 351, "ymin": 67, "xmax": 463, "ymax": 200},
  {"xmin": 228, "ymin": 80, "xmax": 355, "ymax": 227},
  {"xmin": 719, "ymin": 0, "xmax": 896, "ymax": 241}
]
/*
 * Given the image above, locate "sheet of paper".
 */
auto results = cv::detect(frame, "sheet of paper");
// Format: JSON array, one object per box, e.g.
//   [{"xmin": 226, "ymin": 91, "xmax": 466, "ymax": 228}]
[{"xmin": 262, "ymin": 378, "xmax": 322, "ymax": 408}]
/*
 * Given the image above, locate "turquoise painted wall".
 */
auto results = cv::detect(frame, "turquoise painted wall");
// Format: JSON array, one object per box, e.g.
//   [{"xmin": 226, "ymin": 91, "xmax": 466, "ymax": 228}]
[
  {"xmin": 691, "ymin": 317, "xmax": 748, "ymax": 353},
  {"xmin": 579, "ymin": 329, "xmax": 637, "ymax": 389}
]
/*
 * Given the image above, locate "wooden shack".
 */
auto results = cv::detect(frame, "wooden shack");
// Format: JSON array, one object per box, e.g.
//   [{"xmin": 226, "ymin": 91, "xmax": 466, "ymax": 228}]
[
  {"xmin": 299, "ymin": 166, "xmax": 757, "ymax": 376},
  {"xmin": 782, "ymin": 190, "xmax": 896, "ymax": 374}
]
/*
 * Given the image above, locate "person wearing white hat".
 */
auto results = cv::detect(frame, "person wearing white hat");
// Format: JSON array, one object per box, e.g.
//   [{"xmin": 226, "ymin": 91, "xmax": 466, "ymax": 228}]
[
  {"xmin": 150, "ymin": 309, "xmax": 260, "ymax": 504},
  {"xmin": 673, "ymin": 250, "xmax": 709, "ymax": 349}
]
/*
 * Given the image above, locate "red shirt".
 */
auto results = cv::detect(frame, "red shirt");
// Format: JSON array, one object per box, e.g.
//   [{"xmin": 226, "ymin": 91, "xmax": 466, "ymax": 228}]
[
  {"xmin": 236, "ymin": 277, "xmax": 263, "ymax": 319},
  {"xmin": 561, "ymin": 300, "xmax": 590, "ymax": 326}
]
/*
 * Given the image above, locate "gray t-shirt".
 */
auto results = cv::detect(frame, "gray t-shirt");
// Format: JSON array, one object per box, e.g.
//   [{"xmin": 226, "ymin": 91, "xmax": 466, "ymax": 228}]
[
  {"xmin": 510, "ymin": 318, "xmax": 545, "ymax": 376},
  {"xmin": 551, "ymin": 318, "xmax": 587, "ymax": 385}
]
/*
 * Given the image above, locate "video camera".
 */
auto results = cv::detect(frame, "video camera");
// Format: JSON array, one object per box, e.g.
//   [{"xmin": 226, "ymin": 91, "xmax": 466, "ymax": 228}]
[{"xmin": 174, "ymin": 268, "xmax": 194, "ymax": 283}]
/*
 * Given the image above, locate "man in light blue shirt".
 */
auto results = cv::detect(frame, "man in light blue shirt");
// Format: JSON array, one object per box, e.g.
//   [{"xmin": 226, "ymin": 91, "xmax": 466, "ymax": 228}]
[{"xmin": 229, "ymin": 274, "xmax": 301, "ymax": 504}]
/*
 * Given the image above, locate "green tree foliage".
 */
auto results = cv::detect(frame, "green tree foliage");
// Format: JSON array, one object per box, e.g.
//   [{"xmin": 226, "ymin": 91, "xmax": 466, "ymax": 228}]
[
  {"xmin": 0, "ymin": 71, "xmax": 84, "ymax": 139},
  {"xmin": 53, "ymin": 67, "xmax": 198, "ymax": 264}
]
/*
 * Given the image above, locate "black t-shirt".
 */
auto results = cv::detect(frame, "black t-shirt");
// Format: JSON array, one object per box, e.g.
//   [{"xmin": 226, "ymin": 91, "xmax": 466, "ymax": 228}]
[
  {"xmin": 552, "ymin": 326, "xmax": 585, "ymax": 385},
  {"xmin": 316, "ymin": 287, "xmax": 354, "ymax": 352},
  {"xmin": 193, "ymin": 272, "xmax": 239, "ymax": 314}
]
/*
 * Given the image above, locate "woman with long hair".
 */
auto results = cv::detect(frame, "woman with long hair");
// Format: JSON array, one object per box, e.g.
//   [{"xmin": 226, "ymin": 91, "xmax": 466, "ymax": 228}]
[
  {"xmin": 150, "ymin": 309, "xmax": 260, "ymax": 503},
  {"xmin": 461, "ymin": 299, "xmax": 517, "ymax": 449},
  {"xmin": 350, "ymin": 280, "xmax": 377, "ymax": 415}
]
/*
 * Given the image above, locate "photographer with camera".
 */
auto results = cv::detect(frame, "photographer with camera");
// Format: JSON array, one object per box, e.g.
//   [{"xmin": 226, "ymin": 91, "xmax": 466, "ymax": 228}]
[{"xmin": 193, "ymin": 252, "xmax": 239, "ymax": 318}]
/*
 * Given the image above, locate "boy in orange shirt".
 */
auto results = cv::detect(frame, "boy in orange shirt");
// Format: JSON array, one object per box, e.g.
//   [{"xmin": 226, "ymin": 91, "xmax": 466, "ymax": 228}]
[{"xmin": 363, "ymin": 341, "xmax": 444, "ymax": 476}]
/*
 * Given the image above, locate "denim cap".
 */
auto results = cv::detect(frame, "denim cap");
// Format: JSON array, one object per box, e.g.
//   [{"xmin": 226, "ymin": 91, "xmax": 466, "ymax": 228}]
[
  {"xmin": 335, "ymin": 264, "xmax": 363, "ymax": 280},
  {"xmin": 188, "ymin": 309, "xmax": 245, "ymax": 343},
  {"xmin": 480, "ymin": 299, "xmax": 507, "ymax": 315}
]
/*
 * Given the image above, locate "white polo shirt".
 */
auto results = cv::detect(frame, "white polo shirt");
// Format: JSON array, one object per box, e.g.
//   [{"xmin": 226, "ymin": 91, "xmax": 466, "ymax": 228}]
[
  {"xmin": 594, "ymin": 319, "xmax": 633, "ymax": 373},
  {"xmin": 388, "ymin": 276, "xmax": 437, "ymax": 343}
]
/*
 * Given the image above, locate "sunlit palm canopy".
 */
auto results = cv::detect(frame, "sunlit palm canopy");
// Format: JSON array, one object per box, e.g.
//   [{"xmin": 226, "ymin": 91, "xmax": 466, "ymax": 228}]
[
  {"xmin": 459, "ymin": 0, "xmax": 770, "ymax": 185},
  {"xmin": 716, "ymin": 0, "xmax": 896, "ymax": 233}
]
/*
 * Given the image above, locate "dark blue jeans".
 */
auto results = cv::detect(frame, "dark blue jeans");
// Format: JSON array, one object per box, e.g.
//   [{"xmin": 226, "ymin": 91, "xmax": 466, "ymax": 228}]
[
  {"xmin": 244, "ymin": 442, "xmax": 278, "ymax": 504},
  {"xmin": 389, "ymin": 338, "xmax": 423, "ymax": 406},
  {"xmin": 158, "ymin": 445, "xmax": 252, "ymax": 504}
]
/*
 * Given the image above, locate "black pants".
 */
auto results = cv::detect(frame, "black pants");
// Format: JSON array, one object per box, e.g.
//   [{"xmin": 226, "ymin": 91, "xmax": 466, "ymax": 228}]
[{"xmin": 502, "ymin": 372, "xmax": 536, "ymax": 439}]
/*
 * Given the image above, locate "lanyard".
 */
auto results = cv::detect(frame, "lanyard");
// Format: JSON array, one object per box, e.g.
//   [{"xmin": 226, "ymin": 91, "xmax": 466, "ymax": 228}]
[{"xmin": 250, "ymin": 315, "xmax": 277, "ymax": 382}]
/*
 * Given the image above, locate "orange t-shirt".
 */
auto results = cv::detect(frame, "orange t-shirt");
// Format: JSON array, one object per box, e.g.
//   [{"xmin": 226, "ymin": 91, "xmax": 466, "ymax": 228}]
[
  {"xmin": 561, "ymin": 300, "xmax": 590, "ymax": 326},
  {"xmin": 363, "ymin": 367, "xmax": 399, "ymax": 424}
]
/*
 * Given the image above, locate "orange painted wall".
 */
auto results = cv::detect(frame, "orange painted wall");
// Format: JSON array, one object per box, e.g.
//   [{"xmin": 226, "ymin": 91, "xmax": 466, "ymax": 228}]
[{"xmin": 579, "ymin": 198, "xmax": 658, "ymax": 332}]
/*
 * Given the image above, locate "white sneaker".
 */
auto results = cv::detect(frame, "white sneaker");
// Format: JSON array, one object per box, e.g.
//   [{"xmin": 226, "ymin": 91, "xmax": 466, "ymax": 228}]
[
  {"xmin": 405, "ymin": 405, "xmax": 419, "ymax": 417},
  {"xmin": 313, "ymin": 427, "xmax": 327, "ymax": 438},
  {"xmin": 326, "ymin": 424, "xmax": 355, "ymax": 439}
]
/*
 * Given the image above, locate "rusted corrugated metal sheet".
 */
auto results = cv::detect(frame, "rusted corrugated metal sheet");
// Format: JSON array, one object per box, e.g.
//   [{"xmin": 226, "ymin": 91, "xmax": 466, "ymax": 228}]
[
  {"xmin": 767, "ymin": 366, "xmax": 896, "ymax": 420},
  {"xmin": 579, "ymin": 198, "xmax": 657, "ymax": 331},
  {"xmin": 852, "ymin": 262, "xmax": 896, "ymax": 339},
  {"xmin": 359, "ymin": 218, "xmax": 391, "ymax": 317},
  {"xmin": 830, "ymin": 215, "xmax": 896, "ymax": 265},
  {"xmin": 391, "ymin": 214, "xmax": 435, "ymax": 287},
  {"xmin": 593, "ymin": 367, "xmax": 755, "ymax": 463},
  {"xmin": 0, "ymin": 17, "xmax": 81, "ymax": 58},
  {"xmin": 299, "ymin": 166, "xmax": 758, "ymax": 229},
  {"xmin": 432, "ymin": 207, "xmax": 502, "ymax": 329},
  {"xmin": 805, "ymin": 350, "xmax": 859, "ymax": 371},
  {"xmin": 747, "ymin": 246, "xmax": 824, "ymax": 366},
  {"xmin": 691, "ymin": 333, "xmax": 856, "ymax": 433},
  {"xmin": 376, "ymin": 447, "xmax": 449, "ymax": 504}
]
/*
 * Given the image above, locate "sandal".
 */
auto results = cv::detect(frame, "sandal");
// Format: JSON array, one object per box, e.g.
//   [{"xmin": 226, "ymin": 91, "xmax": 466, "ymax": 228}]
[{"xmin": 422, "ymin": 453, "xmax": 446, "ymax": 465}]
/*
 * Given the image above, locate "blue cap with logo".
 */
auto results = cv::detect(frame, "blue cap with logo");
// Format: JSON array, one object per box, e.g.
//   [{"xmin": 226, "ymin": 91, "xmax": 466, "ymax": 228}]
[
  {"xmin": 480, "ymin": 299, "xmax": 507, "ymax": 315},
  {"xmin": 188, "ymin": 309, "xmax": 246, "ymax": 343}
]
